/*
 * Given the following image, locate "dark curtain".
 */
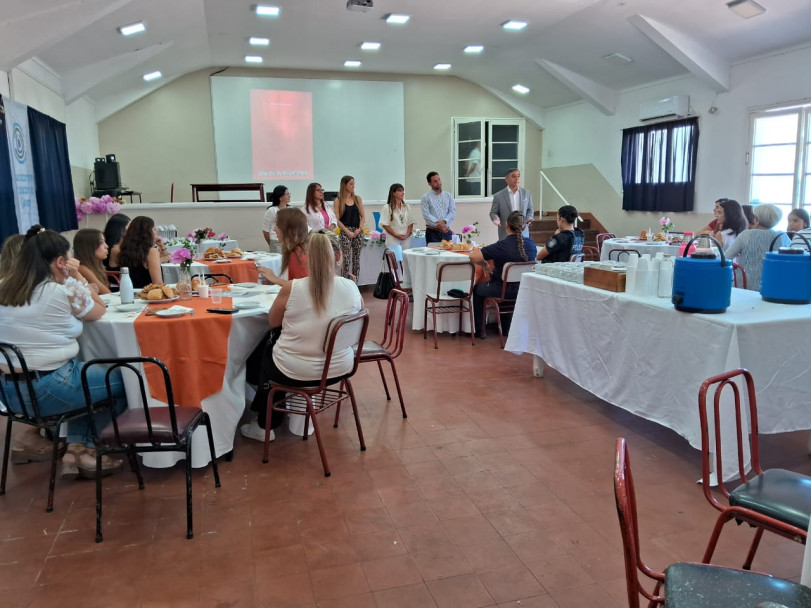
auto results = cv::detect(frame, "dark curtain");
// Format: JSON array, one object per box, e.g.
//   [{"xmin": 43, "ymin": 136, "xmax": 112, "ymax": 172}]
[
  {"xmin": 27, "ymin": 106, "xmax": 77, "ymax": 232},
  {"xmin": 0, "ymin": 95, "xmax": 19, "ymax": 242},
  {"xmin": 621, "ymin": 116, "xmax": 699, "ymax": 213}
]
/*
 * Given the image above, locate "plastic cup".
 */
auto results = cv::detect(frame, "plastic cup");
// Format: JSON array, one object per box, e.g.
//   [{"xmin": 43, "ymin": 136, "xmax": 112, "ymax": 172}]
[{"xmin": 210, "ymin": 287, "xmax": 223, "ymax": 304}]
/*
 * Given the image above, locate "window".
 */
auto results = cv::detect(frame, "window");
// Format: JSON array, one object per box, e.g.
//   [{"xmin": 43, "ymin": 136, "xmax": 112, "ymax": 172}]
[
  {"xmin": 748, "ymin": 102, "xmax": 811, "ymax": 229},
  {"xmin": 620, "ymin": 117, "xmax": 699, "ymax": 212},
  {"xmin": 452, "ymin": 118, "xmax": 525, "ymax": 198}
]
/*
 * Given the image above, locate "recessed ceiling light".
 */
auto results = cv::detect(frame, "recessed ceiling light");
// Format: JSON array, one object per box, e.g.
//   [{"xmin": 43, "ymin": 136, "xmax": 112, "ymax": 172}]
[
  {"xmin": 360, "ymin": 41, "xmax": 381, "ymax": 50},
  {"xmin": 464, "ymin": 45, "xmax": 484, "ymax": 54},
  {"xmin": 255, "ymin": 5, "xmax": 280, "ymax": 17},
  {"xmin": 344, "ymin": 60, "xmax": 362, "ymax": 68},
  {"xmin": 726, "ymin": 0, "xmax": 766, "ymax": 18},
  {"xmin": 502, "ymin": 20, "xmax": 528, "ymax": 31},
  {"xmin": 512, "ymin": 84, "xmax": 530, "ymax": 94},
  {"xmin": 249, "ymin": 37, "xmax": 270, "ymax": 46},
  {"xmin": 142, "ymin": 71, "xmax": 162, "ymax": 82},
  {"xmin": 385, "ymin": 14, "xmax": 410, "ymax": 25},
  {"xmin": 602, "ymin": 52, "xmax": 633, "ymax": 65},
  {"xmin": 118, "ymin": 21, "xmax": 146, "ymax": 36},
  {"xmin": 434, "ymin": 63, "xmax": 451, "ymax": 70},
  {"xmin": 245, "ymin": 55, "xmax": 263, "ymax": 64}
]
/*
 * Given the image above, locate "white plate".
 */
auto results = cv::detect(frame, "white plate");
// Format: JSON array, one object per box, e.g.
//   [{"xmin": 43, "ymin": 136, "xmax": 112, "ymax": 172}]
[
  {"xmin": 116, "ymin": 304, "xmax": 143, "ymax": 312},
  {"xmin": 155, "ymin": 309, "xmax": 188, "ymax": 318},
  {"xmin": 233, "ymin": 300, "xmax": 261, "ymax": 310},
  {"xmin": 424, "ymin": 250, "xmax": 440, "ymax": 256},
  {"xmin": 234, "ymin": 283, "xmax": 256, "ymax": 288},
  {"xmin": 138, "ymin": 295, "xmax": 180, "ymax": 304},
  {"xmin": 214, "ymin": 259, "xmax": 231, "ymax": 263}
]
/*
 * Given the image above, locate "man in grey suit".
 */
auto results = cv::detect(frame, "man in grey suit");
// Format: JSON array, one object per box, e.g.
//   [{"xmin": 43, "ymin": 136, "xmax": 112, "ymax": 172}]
[{"xmin": 489, "ymin": 168, "xmax": 534, "ymax": 240}]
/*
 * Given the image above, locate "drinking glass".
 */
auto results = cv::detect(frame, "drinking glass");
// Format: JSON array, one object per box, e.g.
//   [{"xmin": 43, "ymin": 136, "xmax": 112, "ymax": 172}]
[{"xmin": 210, "ymin": 287, "xmax": 223, "ymax": 305}]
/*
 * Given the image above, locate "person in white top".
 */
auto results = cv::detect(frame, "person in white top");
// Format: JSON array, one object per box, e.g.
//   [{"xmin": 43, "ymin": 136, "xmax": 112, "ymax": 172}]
[
  {"xmin": 263, "ymin": 185, "xmax": 290, "ymax": 254},
  {"xmin": 0, "ymin": 226, "xmax": 126, "ymax": 478},
  {"xmin": 713, "ymin": 199, "xmax": 748, "ymax": 250},
  {"xmin": 303, "ymin": 182, "xmax": 337, "ymax": 232},
  {"xmin": 379, "ymin": 183, "xmax": 414, "ymax": 249}
]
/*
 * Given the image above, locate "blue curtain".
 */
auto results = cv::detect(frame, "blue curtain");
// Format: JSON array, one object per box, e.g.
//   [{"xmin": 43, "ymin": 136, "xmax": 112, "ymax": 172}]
[
  {"xmin": 0, "ymin": 96, "xmax": 19, "ymax": 242},
  {"xmin": 27, "ymin": 106, "xmax": 77, "ymax": 232}
]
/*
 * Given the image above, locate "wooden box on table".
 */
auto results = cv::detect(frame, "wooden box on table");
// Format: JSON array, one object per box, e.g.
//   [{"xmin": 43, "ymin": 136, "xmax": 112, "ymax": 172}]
[{"xmin": 583, "ymin": 266, "xmax": 626, "ymax": 292}]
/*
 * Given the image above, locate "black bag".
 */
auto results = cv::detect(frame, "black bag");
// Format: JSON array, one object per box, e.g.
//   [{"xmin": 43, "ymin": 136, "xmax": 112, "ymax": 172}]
[{"xmin": 373, "ymin": 269, "xmax": 396, "ymax": 300}]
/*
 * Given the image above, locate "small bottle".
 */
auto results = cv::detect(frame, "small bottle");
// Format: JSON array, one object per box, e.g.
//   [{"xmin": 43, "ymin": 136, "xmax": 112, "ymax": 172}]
[{"xmin": 119, "ymin": 267, "xmax": 134, "ymax": 304}]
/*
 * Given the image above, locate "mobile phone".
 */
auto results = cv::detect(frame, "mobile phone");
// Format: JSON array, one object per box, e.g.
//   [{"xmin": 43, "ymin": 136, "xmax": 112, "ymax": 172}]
[{"xmin": 207, "ymin": 308, "xmax": 237, "ymax": 314}]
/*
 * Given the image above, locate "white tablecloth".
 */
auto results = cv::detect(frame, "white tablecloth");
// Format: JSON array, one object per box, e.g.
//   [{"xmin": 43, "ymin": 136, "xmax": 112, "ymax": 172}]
[
  {"xmin": 504, "ymin": 273, "xmax": 811, "ymax": 481},
  {"xmin": 402, "ymin": 249, "xmax": 474, "ymax": 332},
  {"xmin": 161, "ymin": 252, "xmax": 282, "ymax": 284},
  {"xmin": 79, "ymin": 289, "xmax": 278, "ymax": 468},
  {"xmin": 359, "ymin": 245, "xmax": 386, "ymax": 286},
  {"xmin": 600, "ymin": 238, "xmax": 682, "ymax": 261}
]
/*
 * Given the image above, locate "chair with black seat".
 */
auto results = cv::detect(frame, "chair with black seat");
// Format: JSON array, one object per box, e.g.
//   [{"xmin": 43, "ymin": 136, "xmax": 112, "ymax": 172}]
[
  {"xmin": 423, "ymin": 261, "xmax": 475, "ymax": 349},
  {"xmin": 384, "ymin": 248, "xmax": 411, "ymax": 295},
  {"xmin": 732, "ymin": 263, "xmax": 748, "ymax": 289},
  {"xmin": 481, "ymin": 261, "xmax": 535, "ymax": 348},
  {"xmin": 698, "ymin": 368, "xmax": 811, "ymax": 569},
  {"xmin": 596, "ymin": 232, "xmax": 616, "ymax": 254},
  {"xmin": 614, "ymin": 437, "xmax": 811, "ymax": 608},
  {"xmin": 359, "ymin": 289, "xmax": 408, "ymax": 418},
  {"xmin": 0, "ymin": 343, "xmax": 87, "ymax": 512},
  {"xmin": 203, "ymin": 273, "xmax": 233, "ymax": 285},
  {"xmin": 263, "ymin": 310, "xmax": 369, "ymax": 477},
  {"xmin": 80, "ymin": 356, "xmax": 221, "ymax": 542}
]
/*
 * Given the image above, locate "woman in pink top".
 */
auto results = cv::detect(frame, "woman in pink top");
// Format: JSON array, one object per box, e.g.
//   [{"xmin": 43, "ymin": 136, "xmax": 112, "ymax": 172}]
[{"xmin": 304, "ymin": 182, "xmax": 337, "ymax": 232}]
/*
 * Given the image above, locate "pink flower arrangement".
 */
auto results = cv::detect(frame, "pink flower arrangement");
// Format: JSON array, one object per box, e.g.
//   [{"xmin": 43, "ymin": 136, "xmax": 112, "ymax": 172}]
[
  {"xmin": 217, "ymin": 232, "xmax": 229, "ymax": 240},
  {"xmin": 188, "ymin": 227, "xmax": 216, "ymax": 242},
  {"xmin": 365, "ymin": 230, "xmax": 385, "ymax": 246},
  {"xmin": 75, "ymin": 195, "xmax": 122, "ymax": 222},
  {"xmin": 659, "ymin": 216, "xmax": 674, "ymax": 231},
  {"xmin": 169, "ymin": 247, "xmax": 193, "ymax": 271}
]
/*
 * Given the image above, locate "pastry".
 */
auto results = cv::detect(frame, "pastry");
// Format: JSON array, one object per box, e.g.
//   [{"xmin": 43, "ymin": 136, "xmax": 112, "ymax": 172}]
[
  {"xmin": 147, "ymin": 288, "xmax": 164, "ymax": 300},
  {"xmin": 161, "ymin": 285, "xmax": 174, "ymax": 298}
]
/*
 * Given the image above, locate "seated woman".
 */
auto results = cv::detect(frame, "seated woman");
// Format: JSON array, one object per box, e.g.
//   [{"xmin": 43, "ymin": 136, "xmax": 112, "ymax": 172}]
[
  {"xmin": 257, "ymin": 207, "xmax": 309, "ymax": 287},
  {"xmin": 712, "ymin": 199, "xmax": 747, "ymax": 249},
  {"xmin": 263, "ymin": 185, "xmax": 290, "ymax": 254},
  {"xmin": 117, "ymin": 216, "xmax": 163, "ymax": 288},
  {"xmin": 241, "ymin": 231, "xmax": 363, "ymax": 441},
  {"xmin": 303, "ymin": 182, "xmax": 337, "ymax": 232},
  {"xmin": 741, "ymin": 204, "xmax": 757, "ymax": 229},
  {"xmin": 698, "ymin": 198, "xmax": 726, "ymax": 235},
  {"xmin": 536, "ymin": 205, "xmax": 583, "ymax": 263},
  {"xmin": 724, "ymin": 204, "xmax": 789, "ymax": 291},
  {"xmin": 0, "ymin": 234, "xmax": 24, "ymax": 281},
  {"xmin": 102, "ymin": 213, "xmax": 130, "ymax": 270},
  {"xmin": 470, "ymin": 211, "xmax": 537, "ymax": 339},
  {"xmin": 788, "ymin": 208, "xmax": 811, "ymax": 250},
  {"xmin": 73, "ymin": 229, "xmax": 111, "ymax": 295},
  {"xmin": 0, "ymin": 226, "xmax": 126, "ymax": 477}
]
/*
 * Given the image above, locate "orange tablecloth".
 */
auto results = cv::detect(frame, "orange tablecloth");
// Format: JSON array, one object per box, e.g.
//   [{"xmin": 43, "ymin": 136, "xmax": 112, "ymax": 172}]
[
  {"xmin": 200, "ymin": 259, "xmax": 259, "ymax": 283},
  {"xmin": 133, "ymin": 297, "xmax": 233, "ymax": 408}
]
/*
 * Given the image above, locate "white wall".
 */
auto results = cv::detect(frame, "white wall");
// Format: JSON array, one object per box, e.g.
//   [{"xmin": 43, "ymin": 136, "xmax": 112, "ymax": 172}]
[
  {"xmin": 0, "ymin": 70, "xmax": 9, "ymax": 97},
  {"xmin": 65, "ymin": 98, "xmax": 100, "ymax": 197}
]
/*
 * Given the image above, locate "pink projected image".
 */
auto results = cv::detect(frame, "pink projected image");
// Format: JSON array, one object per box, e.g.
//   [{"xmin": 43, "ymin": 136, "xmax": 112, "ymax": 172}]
[{"xmin": 250, "ymin": 89, "xmax": 314, "ymax": 180}]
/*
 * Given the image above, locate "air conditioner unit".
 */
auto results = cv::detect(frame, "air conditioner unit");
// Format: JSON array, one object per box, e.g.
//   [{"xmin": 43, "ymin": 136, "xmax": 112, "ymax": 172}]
[{"xmin": 639, "ymin": 95, "xmax": 689, "ymax": 122}]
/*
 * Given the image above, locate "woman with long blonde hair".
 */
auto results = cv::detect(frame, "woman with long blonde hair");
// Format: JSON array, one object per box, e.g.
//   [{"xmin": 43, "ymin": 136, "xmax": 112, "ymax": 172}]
[
  {"xmin": 334, "ymin": 175, "xmax": 365, "ymax": 281},
  {"xmin": 73, "ymin": 229, "xmax": 111, "ymax": 294},
  {"xmin": 257, "ymin": 207, "xmax": 310, "ymax": 286}
]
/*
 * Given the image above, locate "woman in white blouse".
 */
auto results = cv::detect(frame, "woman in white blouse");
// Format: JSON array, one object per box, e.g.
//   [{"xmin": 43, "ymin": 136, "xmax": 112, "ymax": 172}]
[
  {"xmin": 263, "ymin": 185, "xmax": 290, "ymax": 253},
  {"xmin": 0, "ymin": 226, "xmax": 126, "ymax": 479},
  {"xmin": 380, "ymin": 183, "xmax": 414, "ymax": 249},
  {"xmin": 303, "ymin": 182, "xmax": 337, "ymax": 232}
]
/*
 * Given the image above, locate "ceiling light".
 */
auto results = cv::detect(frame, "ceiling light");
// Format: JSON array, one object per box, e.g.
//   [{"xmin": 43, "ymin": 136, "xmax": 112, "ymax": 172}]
[
  {"xmin": 255, "ymin": 5, "xmax": 280, "ymax": 17},
  {"xmin": 464, "ymin": 45, "xmax": 484, "ymax": 54},
  {"xmin": 245, "ymin": 55, "xmax": 263, "ymax": 64},
  {"xmin": 512, "ymin": 84, "xmax": 530, "ymax": 94},
  {"xmin": 360, "ymin": 42, "xmax": 381, "ymax": 50},
  {"xmin": 602, "ymin": 52, "xmax": 633, "ymax": 65},
  {"xmin": 502, "ymin": 20, "xmax": 528, "ymax": 31},
  {"xmin": 344, "ymin": 60, "xmax": 362, "ymax": 67},
  {"xmin": 433, "ymin": 63, "xmax": 451, "ymax": 70},
  {"xmin": 726, "ymin": 0, "xmax": 766, "ymax": 18},
  {"xmin": 249, "ymin": 37, "xmax": 270, "ymax": 46},
  {"xmin": 118, "ymin": 21, "xmax": 146, "ymax": 36},
  {"xmin": 385, "ymin": 14, "xmax": 410, "ymax": 24},
  {"xmin": 142, "ymin": 71, "xmax": 162, "ymax": 82}
]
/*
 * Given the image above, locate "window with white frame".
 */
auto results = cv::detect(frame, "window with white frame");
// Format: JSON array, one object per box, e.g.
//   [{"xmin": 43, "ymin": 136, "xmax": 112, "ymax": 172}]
[{"xmin": 452, "ymin": 118, "xmax": 525, "ymax": 198}]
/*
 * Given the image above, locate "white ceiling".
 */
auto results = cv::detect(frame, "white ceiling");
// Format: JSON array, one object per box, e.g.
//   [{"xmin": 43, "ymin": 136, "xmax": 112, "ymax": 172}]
[{"xmin": 3, "ymin": 0, "xmax": 811, "ymax": 121}]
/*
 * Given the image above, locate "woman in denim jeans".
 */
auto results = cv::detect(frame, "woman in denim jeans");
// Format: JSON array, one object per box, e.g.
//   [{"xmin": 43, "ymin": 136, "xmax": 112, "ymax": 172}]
[{"xmin": 0, "ymin": 226, "xmax": 126, "ymax": 479}]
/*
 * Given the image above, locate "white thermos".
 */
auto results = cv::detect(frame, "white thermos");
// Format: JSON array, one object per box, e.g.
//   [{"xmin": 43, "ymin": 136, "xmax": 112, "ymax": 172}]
[
  {"xmin": 625, "ymin": 252, "xmax": 639, "ymax": 294},
  {"xmin": 119, "ymin": 267, "xmax": 134, "ymax": 304},
  {"xmin": 658, "ymin": 257, "xmax": 674, "ymax": 298}
]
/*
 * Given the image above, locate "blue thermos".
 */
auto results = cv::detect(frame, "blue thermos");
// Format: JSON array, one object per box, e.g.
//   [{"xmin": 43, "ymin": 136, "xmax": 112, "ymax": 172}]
[
  {"xmin": 760, "ymin": 233, "xmax": 811, "ymax": 304},
  {"xmin": 672, "ymin": 235, "xmax": 732, "ymax": 313}
]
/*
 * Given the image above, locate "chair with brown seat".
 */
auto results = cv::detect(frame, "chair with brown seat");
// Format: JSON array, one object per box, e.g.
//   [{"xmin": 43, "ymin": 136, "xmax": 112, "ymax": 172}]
[
  {"xmin": 263, "ymin": 310, "xmax": 370, "ymax": 477},
  {"xmin": 596, "ymin": 232, "xmax": 616, "ymax": 254},
  {"xmin": 614, "ymin": 437, "xmax": 811, "ymax": 608},
  {"xmin": 481, "ymin": 261, "xmax": 535, "ymax": 347},
  {"xmin": 732, "ymin": 263, "xmax": 747, "ymax": 289},
  {"xmin": 424, "ymin": 260, "xmax": 475, "ymax": 349},
  {"xmin": 0, "ymin": 343, "xmax": 87, "ymax": 512},
  {"xmin": 359, "ymin": 289, "xmax": 408, "ymax": 418},
  {"xmin": 384, "ymin": 248, "xmax": 411, "ymax": 295},
  {"xmin": 698, "ymin": 369, "xmax": 811, "ymax": 569},
  {"xmin": 80, "ymin": 356, "xmax": 221, "ymax": 542}
]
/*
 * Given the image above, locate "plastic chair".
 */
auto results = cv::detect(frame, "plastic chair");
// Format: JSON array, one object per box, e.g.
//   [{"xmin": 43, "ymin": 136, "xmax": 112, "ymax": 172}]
[
  {"xmin": 384, "ymin": 249, "xmax": 411, "ymax": 294},
  {"xmin": 202, "ymin": 273, "xmax": 233, "ymax": 285},
  {"xmin": 698, "ymin": 369, "xmax": 811, "ymax": 568},
  {"xmin": 81, "ymin": 357, "xmax": 221, "ymax": 542},
  {"xmin": 596, "ymin": 233, "xmax": 616, "ymax": 253},
  {"xmin": 614, "ymin": 437, "xmax": 811, "ymax": 608},
  {"xmin": 263, "ymin": 310, "xmax": 369, "ymax": 477},
  {"xmin": 423, "ymin": 261, "xmax": 475, "ymax": 349},
  {"xmin": 359, "ymin": 289, "xmax": 408, "ymax": 418},
  {"xmin": 373, "ymin": 211, "xmax": 381, "ymax": 231},
  {"xmin": 481, "ymin": 261, "xmax": 535, "ymax": 347},
  {"xmin": 609, "ymin": 249, "xmax": 641, "ymax": 262},
  {"xmin": 732, "ymin": 263, "xmax": 748, "ymax": 289},
  {"xmin": 0, "ymin": 343, "xmax": 88, "ymax": 512}
]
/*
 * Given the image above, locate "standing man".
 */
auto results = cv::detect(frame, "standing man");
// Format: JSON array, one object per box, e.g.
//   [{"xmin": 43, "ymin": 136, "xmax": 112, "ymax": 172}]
[
  {"xmin": 489, "ymin": 168, "xmax": 534, "ymax": 240},
  {"xmin": 421, "ymin": 171, "xmax": 456, "ymax": 243}
]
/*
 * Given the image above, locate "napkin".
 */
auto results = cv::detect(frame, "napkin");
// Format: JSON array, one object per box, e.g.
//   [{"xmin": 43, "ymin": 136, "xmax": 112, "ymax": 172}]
[{"xmin": 164, "ymin": 305, "xmax": 194, "ymax": 314}]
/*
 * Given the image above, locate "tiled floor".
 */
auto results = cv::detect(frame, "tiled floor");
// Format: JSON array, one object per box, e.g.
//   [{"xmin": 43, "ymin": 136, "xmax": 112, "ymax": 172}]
[{"xmin": 1, "ymin": 293, "xmax": 808, "ymax": 607}]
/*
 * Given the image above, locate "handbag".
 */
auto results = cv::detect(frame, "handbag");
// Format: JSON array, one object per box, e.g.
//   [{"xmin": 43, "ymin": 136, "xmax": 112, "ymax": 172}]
[{"xmin": 373, "ymin": 259, "xmax": 396, "ymax": 300}]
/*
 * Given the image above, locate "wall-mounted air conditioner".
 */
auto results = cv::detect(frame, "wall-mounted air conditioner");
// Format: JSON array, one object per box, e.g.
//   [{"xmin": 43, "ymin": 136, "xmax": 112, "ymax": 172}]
[{"xmin": 639, "ymin": 95, "xmax": 689, "ymax": 122}]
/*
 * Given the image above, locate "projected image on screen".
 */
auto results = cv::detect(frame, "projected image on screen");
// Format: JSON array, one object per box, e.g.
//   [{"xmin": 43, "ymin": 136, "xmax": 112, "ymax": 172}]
[{"xmin": 251, "ymin": 90, "xmax": 314, "ymax": 181}]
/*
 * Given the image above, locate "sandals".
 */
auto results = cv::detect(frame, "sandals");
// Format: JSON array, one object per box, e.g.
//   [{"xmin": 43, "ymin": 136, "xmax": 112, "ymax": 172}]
[
  {"xmin": 61, "ymin": 444, "xmax": 123, "ymax": 479},
  {"xmin": 11, "ymin": 429, "xmax": 65, "ymax": 464}
]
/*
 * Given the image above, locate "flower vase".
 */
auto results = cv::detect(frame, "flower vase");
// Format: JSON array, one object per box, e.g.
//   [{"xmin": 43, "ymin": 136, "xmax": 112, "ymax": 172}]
[
  {"xmin": 195, "ymin": 241, "xmax": 205, "ymax": 259},
  {"xmin": 177, "ymin": 267, "xmax": 193, "ymax": 300}
]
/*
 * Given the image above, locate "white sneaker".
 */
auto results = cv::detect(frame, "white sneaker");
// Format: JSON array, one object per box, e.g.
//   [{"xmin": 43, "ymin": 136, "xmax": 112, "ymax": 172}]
[{"xmin": 240, "ymin": 420, "xmax": 275, "ymax": 442}]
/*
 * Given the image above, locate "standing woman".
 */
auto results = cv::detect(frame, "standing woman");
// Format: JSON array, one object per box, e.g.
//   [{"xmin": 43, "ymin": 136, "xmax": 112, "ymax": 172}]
[
  {"xmin": 263, "ymin": 185, "xmax": 290, "ymax": 253},
  {"xmin": 257, "ymin": 208, "xmax": 309, "ymax": 286},
  {"xmin": 117, "ymin": 216, "xmax": 163, "ymax": 288},
  {"xmin": 103, "ymin": 213, "xmax": 130, "ymax": 270},
  {"xmin": 304, "ymin": 182, "xmax": 337, "ymax": 232},
  {"xmin": 73, "ymin": 229, "xmax": 111, "ymax": 294},
  {"xmin": 713, "ymin": 199, "xmax": 748, "ymax": 249},
  {"xmin": 334, "ymin": 175, "xmax": 365, "ymax": 281},
  {"xmin": 380, "ymin": 183, "xmax": 414, "ymax": 249}
]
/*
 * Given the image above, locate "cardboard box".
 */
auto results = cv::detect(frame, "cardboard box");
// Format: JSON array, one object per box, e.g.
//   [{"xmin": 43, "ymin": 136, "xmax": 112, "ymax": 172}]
[{"xmin": 584, "ymin": 266, "xmax": 626, "ymax": 292}]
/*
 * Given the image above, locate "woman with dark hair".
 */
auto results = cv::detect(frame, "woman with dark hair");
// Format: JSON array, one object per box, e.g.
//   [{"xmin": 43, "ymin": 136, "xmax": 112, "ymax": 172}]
[
  {"xmin": 257, "ymin": 207, "xmax": 310, "ymax": 286},
  {"xmin": 788, "ymin": 208, "xmax": 811, "ymax": 250},
  {"xmin": 698, "ymin": 198, "xmax": 727, "ymax": 235},
  {"xmin": 470, "ymin": 211, "xmax": 538, "ymax": 339},
  {"xmin": 117, "ymin": 216, "xmax": 163, "ymax": 288},
  {"xmin": 334, "ymin": 175, "xmax": 366, "ymax": 281},
  {"xmin": 537, "ymin": 205, "xmax": 584, "ymax": 263},
  {"xmin": 262, "ymin": 185, "xmax": 290, "ymax": 253},
  {"xmin": 73, "ymin": 229, "xmax": 111, "ymax": 294},
  {"xmin": 380, "ymin": 183, "xmax": 414, "ymax": 248},
  {"xmin": 0, "ymin": 225, "xmax": 125, "ymax": 477},
  {"xmin": 304, "ymin": 182, "xmax": 337, "ymax": 232},
  {"xmin": 741, "ymin": 204, "xmax": 756, "ymax": 229},
  {"xmin": 713, "ymin": 199, "xmax": 748, "ymax": 249},
  {"xmin": 102, "ymin": 213, "xmax": 130, "ymax": 270}
]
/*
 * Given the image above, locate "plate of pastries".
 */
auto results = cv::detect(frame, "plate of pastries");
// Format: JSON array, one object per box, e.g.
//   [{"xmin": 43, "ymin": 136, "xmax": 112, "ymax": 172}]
[
  {"xmin": 440, "ymin": 240, "xmax": 473, "ymax": 252},
  {"xmin": 203, "ymin": 247, "xmax": 244, "ymax": 260},
  {"xmin": 138, "ymin": 283, "xmax": 180, "ymax": 302}
]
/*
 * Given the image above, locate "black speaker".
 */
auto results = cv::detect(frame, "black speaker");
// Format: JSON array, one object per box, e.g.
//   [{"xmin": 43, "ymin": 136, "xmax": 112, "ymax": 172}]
[{"xmin": 95, "ymin": 160, "xmax": 120, "ymax": 190}]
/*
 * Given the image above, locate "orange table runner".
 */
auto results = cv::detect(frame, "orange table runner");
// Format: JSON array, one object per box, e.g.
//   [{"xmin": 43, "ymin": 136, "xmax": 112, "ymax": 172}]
[
  {"xmin": 200, "ymin": 259, "xmax": 259, "ymax": 283},
  {"xmin": 133, "ymin": 297, "xmax": 233, "ymax": 408}
]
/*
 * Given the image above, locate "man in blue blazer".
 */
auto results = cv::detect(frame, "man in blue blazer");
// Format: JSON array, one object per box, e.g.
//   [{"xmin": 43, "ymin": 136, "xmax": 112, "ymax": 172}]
[{"xmin": 489, "ymin": 168, "xmax": 534, "ymax": 240}]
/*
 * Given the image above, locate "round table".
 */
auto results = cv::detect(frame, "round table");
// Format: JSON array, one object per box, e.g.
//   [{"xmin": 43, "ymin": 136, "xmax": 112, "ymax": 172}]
[{"xmin": 600, "ymin": 238, "xmax": 682, "ymax": 261}]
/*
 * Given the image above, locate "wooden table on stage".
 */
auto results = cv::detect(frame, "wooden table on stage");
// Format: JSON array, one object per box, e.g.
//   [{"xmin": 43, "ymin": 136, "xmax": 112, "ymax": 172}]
[{"xmin": 191, "ymin": 183, "xmax": 265, "ymax": 202}]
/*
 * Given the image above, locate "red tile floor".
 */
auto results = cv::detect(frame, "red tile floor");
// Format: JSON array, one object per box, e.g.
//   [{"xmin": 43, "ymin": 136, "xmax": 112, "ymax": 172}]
[{"xmin": 1, "ymin": 293, "xmax": 809, "ymax": 607}]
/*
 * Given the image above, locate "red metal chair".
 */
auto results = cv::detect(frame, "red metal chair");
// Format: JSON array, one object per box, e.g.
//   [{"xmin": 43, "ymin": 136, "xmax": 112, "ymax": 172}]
[
  {"xmin": 569, "ymin": 253, "xmax": 584, "ymax": 262},
  {"xmin": 481, "ymin": 261, "xmax": 535, "ymax": 347},
  {"xmin": 614, "ymin": 437, "xmax": 811, "ymax": 608},
  {"xmin": 423, "ymin": 261, "xmax": 475, "ymax": 349},
  {"xmin": 732, "ymin": 263, "xmax": 747, "ymax": 289},
  {"xmin": 105, "ymin": 270, "xmax": 121, "ymax": 290},
  {"xmin": 596, "ymin": 232, "xmax": 616, "ymax": 253},
  {"xmin": 698, "ymin": 369, "xmax": 811, "ymax": 569},
  {"xmin": 581, "ymin": 245, "xmax": 600, "ymax": 261},
  {"xmin": 609, "ymin": 248, "xmax": 641, "ymax": 262},
  {"xmin": 384, "ymin": 249, "xmax": 411, "ymax": 295}
]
